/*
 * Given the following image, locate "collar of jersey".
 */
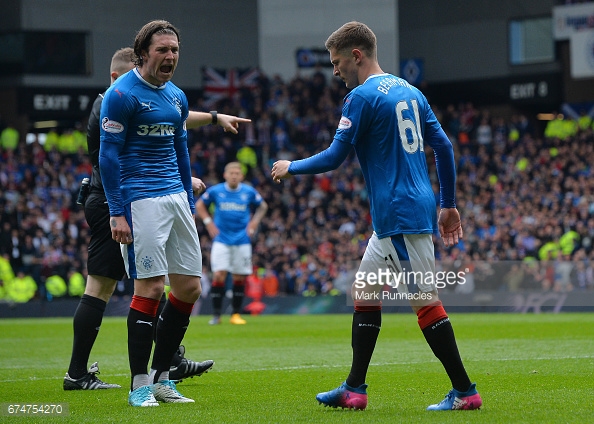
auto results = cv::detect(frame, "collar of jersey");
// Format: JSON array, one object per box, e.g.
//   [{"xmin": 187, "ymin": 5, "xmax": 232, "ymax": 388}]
[
  {"xmin": 133, "ymin": 68, "xmax": 168, "ymax": 90},
  {"xmin": 363, "ymin": 73, "xmax": 390, "ymax": 84},
  {"xmin": 224, "ymin": 182, "xmax": 242, "ymax": 192}
]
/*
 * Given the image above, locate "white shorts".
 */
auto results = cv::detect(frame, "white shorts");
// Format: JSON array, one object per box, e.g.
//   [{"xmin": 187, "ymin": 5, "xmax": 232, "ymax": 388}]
[
  {"xmin": 121, "ymin": 192, "xmax": 202, "ymax": 279},
  {"xmin": 357, "ymin": 232, "xmax": 436, "ymax": 294},
  {"xmin": 210, "ymin": 241, "xmax": 252, "ymax": 275}
]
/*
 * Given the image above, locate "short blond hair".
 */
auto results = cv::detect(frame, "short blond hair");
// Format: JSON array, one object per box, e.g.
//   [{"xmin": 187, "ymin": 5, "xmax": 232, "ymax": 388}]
[
  {"xmin": 224, "ymin": 162, "xmax": 243, "ymax": 173},
  {"xmin": 110, "ymin": 47, "xmax": 135, "ymax": 75}
]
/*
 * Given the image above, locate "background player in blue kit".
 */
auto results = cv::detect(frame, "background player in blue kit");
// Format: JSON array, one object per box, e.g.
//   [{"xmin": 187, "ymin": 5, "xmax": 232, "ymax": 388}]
[
  {"xmin": 99, "ymin": 20, "xmax": 223, "ymax": 407},
  {"xmin": 271, "ymin": 21, "xmax": 482, "ymax": 411},
  {"xmin": 196, "ymin": 162, "xmax": 268, "ymax": 325}
]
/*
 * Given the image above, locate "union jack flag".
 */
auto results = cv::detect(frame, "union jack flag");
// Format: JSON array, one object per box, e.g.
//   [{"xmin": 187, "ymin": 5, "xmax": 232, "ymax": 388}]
[{"xmin": 202, "ymin": 66, "xmax": 260, "ymax": 106}]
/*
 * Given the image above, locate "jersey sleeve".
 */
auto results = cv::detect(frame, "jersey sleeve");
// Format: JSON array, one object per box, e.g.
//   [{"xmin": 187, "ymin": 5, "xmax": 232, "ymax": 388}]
[
  {"xmin": 174, "ymin": 92, "xmax": 195, "ymax": 213},
  {"xmin": 423, "ymin": 104, "xmax": 456, "ymax": 208},
  {"xmin": 288, "ymin": 139, "xmax": 351, "ymax": 175},
  {"xmin": 99, "ymin": 86, "xmax": 135, "ymax": 216},
  {"xmin": 86, "ymin": 94, "xmax": 103, "ymax": 167}
]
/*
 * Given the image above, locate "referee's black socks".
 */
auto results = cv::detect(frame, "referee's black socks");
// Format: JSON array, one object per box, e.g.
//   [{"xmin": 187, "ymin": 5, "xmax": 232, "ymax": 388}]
[{"xmin": 68, "ymin": 294, "xmax": 106, "ymax": 378}]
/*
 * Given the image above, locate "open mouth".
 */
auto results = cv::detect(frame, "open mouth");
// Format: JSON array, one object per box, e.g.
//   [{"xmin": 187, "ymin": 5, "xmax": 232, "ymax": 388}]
[{"xmin": 160, "ymin": 65, "xmax": 173, "ymax": 74}]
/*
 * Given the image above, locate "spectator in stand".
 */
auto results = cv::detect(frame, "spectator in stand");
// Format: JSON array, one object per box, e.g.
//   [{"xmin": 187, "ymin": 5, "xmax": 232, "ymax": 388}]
[{"xmin": 0, "ymin": 123, "xmax": 19, "ymax": 151}]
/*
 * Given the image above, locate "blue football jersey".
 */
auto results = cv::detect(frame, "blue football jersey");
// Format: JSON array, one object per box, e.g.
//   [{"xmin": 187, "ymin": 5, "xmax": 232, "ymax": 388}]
[
  {"xmin": 200, "ymin": 182, "xmax": 263, "ymax": 245},
  {"xmin": 334, "ymin": 73, "xmax": 452, "ymax": 237},
  {"xmin": 99, "ymin": 68, "xmax": 192, "ymax": 216}
]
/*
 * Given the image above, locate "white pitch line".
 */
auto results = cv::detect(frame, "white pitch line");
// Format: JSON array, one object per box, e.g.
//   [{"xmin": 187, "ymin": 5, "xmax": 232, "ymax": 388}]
[{"xmin": 1, "ymin": 355, "xmax": 593, "ymax": 384}]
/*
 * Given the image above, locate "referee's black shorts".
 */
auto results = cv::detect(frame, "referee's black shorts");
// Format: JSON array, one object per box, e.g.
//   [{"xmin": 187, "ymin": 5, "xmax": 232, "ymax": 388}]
[{"xmin": 84, "ymin": 191, "xmax": 127, "ymax": 281}]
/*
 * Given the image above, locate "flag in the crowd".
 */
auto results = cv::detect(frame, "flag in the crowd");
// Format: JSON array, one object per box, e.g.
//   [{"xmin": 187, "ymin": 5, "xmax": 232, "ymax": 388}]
[{"xmin": 202, "ymin": 67, "xmax": 260, "ymax": 105}]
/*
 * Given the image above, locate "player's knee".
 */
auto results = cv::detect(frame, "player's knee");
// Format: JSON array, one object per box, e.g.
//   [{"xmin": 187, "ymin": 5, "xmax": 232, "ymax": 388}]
[
  {"xmin": 85, "ymin": 275, "xmax": 117, "ymax": 301},
  {"xmin": 410, "ymin": 290, "xmax": 440, "ymax": 313},
  {"xmin": 184, "ymin": 278, "xmax": 202, "ymax": 302},
  {"xmin": 135, "ymin": 276, "xmax": 166, "ymax": 300},
  {"xmin": 213, "ymin": 270, "xmax": 227, "ymax": 282}
]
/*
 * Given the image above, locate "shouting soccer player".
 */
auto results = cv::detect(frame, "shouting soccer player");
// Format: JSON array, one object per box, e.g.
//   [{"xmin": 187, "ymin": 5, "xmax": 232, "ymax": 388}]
[{"xmin": 99, "ymin": 20, "xmax": 249, "ymax": 407}]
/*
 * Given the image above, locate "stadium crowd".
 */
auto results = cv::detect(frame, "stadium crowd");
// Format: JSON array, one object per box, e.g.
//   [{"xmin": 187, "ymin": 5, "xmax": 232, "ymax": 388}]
[{"xmin": 1, "ymin": 69, "xmax": 594, "ymax": 303}]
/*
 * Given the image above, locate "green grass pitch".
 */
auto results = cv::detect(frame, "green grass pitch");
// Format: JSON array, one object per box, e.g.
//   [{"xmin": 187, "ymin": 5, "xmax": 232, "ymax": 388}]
[{"xmin": 0, "ymin": 312, "xmax": 593, "ymax": 423}]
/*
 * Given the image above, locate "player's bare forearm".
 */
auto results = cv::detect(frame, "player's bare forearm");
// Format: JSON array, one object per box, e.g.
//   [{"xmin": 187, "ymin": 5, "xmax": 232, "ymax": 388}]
[
  {"xmin": 195, "ymin": 199, "xmax": 219, "ymax": 238},
  {"xmin": 195, "ymin": 199, "xmax": 210, "ymax": 221},
  {"xmin": 247, "ymin": 201, "xmax": 268, "ymax": 236},
  {"xmin": 253, "ymin": 201, "xmax": 268, "ymax": 224}
]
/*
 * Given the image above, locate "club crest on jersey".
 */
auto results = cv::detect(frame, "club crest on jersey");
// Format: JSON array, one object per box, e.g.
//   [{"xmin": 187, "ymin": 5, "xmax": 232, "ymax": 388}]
[
  {"xmin": 172, "ymin": 97, "xmax": 182, "ymax": 116},
  {"xmin": 101, "ymin": 117, "xmax": 124, "ymax": 133},
  {"xmin": 338, "ymin": 116, "xmax": 352, "ymax": 130}
]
